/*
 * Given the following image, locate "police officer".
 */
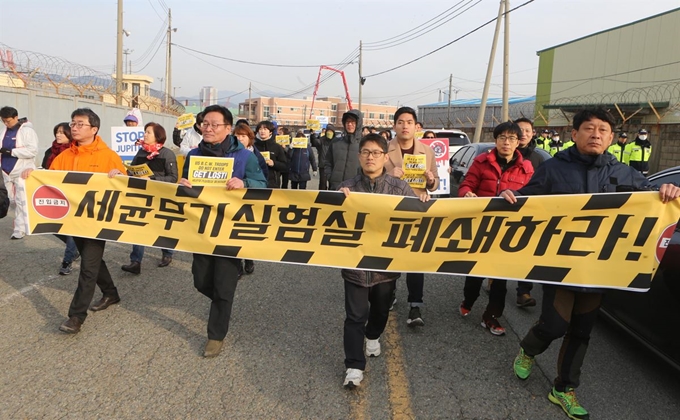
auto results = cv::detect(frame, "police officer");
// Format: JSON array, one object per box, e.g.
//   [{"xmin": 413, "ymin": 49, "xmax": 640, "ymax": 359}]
[
  {"xmin": 549, "ymin": 130, "xmax": 564, "ymax": 156},
  {"xmin": 629, "ymin": 129, "xmax": 652, "ymax": 175},
  {"xmin": 607, "ymin": 132, "xmax": 632, "ymax": 164},
  {"xmin": 563, "ymin": 136, "xmax": 575, "ymax": 150},
  {"xmin": 536, "ymin": 129, "xmax": 551, "ymax": 151}
]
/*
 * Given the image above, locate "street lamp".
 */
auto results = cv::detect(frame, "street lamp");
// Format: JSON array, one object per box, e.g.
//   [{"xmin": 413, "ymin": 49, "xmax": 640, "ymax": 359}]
[{"xmin": 173, "ymin": 87, "xmax": 181, "ymax": 97}]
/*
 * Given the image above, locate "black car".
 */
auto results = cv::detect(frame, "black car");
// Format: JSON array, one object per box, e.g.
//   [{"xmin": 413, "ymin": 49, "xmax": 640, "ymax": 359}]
[
  {"xmin": 448, "ymin": 143, "xmax": 551, "ymax": 197},
  {"xmin": 599, "ymin": 165, "xmax": 680, "ymax": 371}
]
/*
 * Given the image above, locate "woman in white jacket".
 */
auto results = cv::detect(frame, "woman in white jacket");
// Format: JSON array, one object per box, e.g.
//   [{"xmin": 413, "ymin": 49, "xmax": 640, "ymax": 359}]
[{"xmin": 0, "ymin": 107, "xmax": 38, "ymax": 239}]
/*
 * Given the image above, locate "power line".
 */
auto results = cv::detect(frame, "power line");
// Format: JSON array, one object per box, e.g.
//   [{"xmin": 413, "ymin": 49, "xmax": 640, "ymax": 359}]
[
  {"xmin": 173, "ymin": 44, "xmax": 358, "ymax": 68},
  {"xmin": 146, "ymin": 0, "xmax": 165, "ymax": 21},
  {"xmin": 134, "ymin": 34, "xmax": 166, "ymax": 73},
  {"xmin": 157, "ymin": 0, "xmax": 169, "ymax": 13},
  {"xmin": 132, "ymin": 18, "xmax": 167, "ymax": 66},
  {"xmin": 365, "ymin": 0, "xmax": 535, "ymax": 79},
  {"xmin": 362, "ymin": 77, "xmax": 450, "ymax": 100}
]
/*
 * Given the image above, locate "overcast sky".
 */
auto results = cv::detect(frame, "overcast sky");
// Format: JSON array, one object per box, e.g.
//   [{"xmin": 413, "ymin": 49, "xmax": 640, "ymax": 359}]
[{"xmin": 1, "ymin": 0, "xmax": 678, "ymax": 107}]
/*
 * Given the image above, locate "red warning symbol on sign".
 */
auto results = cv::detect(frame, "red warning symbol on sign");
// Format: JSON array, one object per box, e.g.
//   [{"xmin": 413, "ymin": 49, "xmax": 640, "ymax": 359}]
[
  {"xmin": 32, "ymin": 185, "xmax": 70, "ymax": 220},
  {"xmin": 656, "ymin": 223, "xmax": 676, "ymax": 263}
]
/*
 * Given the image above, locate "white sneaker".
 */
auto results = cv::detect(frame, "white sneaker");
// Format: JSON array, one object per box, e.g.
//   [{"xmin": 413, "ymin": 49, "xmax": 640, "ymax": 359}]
[
  {"xmin": 365, "ymin": 338, "xmax": 381, "ymax": 357},
  {"xmin": 343, "ymin": 368, "xmax": 364, "ymax": 389}
]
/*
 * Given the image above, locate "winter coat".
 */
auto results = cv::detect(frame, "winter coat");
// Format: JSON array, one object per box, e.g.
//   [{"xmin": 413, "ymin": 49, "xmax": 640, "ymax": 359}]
[
  {"xmin": 0, "ymin": 121, "xmax": 38, "ymax": 178},
  {"xmin": 129, "ymin": 146, "xmax": 178, "ymax": 183},
  {"xmin": 458, "ymin": 149, "xmax": 533, "ymax": 197},
  {"xmin": 338, "ymin": 170, "xmax": 416, "ymax": 287},
  {"xmin": 518, "ymin": 139, "xmax": 545, "ymax": 170},
  {"xmin": 287, "ymin": 141, "xmax": 318, "ymax": 182},
  {"xmin": 384, "ymin": 137, "xmax": 440, "ymax": 195},
  {"xmin": 50, "ymin": 136, "xmax": 126, "ymax": 174},
  {"xmin": 325, "ymin": 109, "xmax": 363, "ymax": 190},
  {"xmin": 311, "ymin": 123, "xmax": 336, "ymax": 164},
  {"xmin": 182, "ymin": 136, "xmax": 267, "ymax": 188},
  {"xmin": 254, "ymin": 134, "xmax": 288, "ymax": 188},
  {"xmin": 0, "ymin": 174, "xmax": 8, "ymax": 218},
  {"xmin": 179, "ymin": 128, "xmax": 202, "ymax": 156}
]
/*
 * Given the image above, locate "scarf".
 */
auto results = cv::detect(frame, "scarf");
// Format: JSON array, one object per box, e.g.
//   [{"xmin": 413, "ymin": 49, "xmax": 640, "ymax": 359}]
[
  {"xmin": 198, "ymin": 136, "xmax": 233, "ymax": 157},
  {"xmin": 137, "ymin": 140, "xmax": 163, "ymax": 160},
  {"xmin": 46, "ymin": 139, "xmax": 71, "ymax": 168}
]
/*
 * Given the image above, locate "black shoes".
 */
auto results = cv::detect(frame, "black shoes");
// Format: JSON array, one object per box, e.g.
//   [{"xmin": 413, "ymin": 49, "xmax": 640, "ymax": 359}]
[
  {"xmin": 244, "ymin": 259, "xmax": 255, "ymax": 274},
  {"xmin": 90, "ymin": 295, "xmax": 121, "ymax": 312},
  {"xmin": 122, "ymin": 261, "xmax": 141, "ymax": 274},
  {"xmin": 158, "ymin": 256, "xmax": 172, "ymax": 267},
  {"xmin": 59, "ymin": 316, "xmax": 83, "ymax": 334}
]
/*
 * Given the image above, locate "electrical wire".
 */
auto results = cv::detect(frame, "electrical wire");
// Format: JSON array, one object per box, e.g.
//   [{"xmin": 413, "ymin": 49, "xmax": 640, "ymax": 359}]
[
  {"xmin": 134, "ymin": 34, "xmax": 166, "ymax": 73},
  {"xmin": 157, "ymin": 0, "xmax": 169, "ymax": 13},
  {"xmin": 362, "ymin": 77, "xmax": 450, "ymax": 100},
  {"xmin": 146, "ymin": 0, "xmax": 165, "ymax": 21},
  {"xmin": 365, "ymin": 0, "xmax": 535, "ymax": 79},
  {"xmin": 132, "ymin": 19, "xmax": 167, "ymax": 66}
]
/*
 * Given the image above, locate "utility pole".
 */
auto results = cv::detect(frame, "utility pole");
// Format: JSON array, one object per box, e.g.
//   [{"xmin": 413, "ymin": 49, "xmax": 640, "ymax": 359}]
[
  {"xmin": 248, "ymin": 82, "xmax": 252, "ymax": 123},
  {"xmin": 358, "ymin": 40, "xmax": 363, "ymax": 112},
  {"xmin": 473, "ymin": 0, "xmax": 505, "ymax": 143},
  {"xmin": 115, "ymin": 0, "xmax": 123, "ymax": 105},
  {"xmin": 123, "ymin": 48, "xmax": 133, "ymax": 74},
  {"xmin": 502, "ymin": 0, "xmax": 510, "ymax": 121},
  {"xmin": 447, "ymin": 74, "xmax": 453, "ymax": 128},
  {"xmin": 438, "ymin": 90, "xmax": 442, "ymax": 102},
  {"xmin": 164, "ymin": 8, "xmax": 174, "ymax": 107}
]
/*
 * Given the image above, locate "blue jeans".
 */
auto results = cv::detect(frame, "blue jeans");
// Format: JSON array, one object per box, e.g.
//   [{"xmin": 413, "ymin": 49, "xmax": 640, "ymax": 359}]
[
  {"xmin": 56, "ymin": 235, "xmax": 79, "ymax": 264},
  {"xmin": 130, "ymin": 245, "xmax": 174, "ymax": 262}
]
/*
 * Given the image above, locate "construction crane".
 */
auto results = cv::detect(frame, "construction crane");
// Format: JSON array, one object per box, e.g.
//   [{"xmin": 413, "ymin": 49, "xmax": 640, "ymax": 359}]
[{"xmin": 309, "ymin": 65, "xmax": 353, "ymax": 119}]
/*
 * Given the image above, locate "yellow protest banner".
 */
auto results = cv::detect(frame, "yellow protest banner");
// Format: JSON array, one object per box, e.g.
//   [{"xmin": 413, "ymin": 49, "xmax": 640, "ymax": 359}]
[
  {"xmin": 124, "ymin": 163, "xmax": 153, "ymax": 178},
  {"xmin": 306, "ymin": 119, "xmax": 321, "ymax": 131},
  {"xmin": 25, "ymin": 171, "xmax": 680, "ymax": 291},
  {"xmin": 276, "ymin": 135, "xmax": 290, "ymax": 147},
  {"xmin": 260, "ymin": 151, "xmax": 271, "ymax": 160},
  {"xmin": 292, "ymin": 137, "xmax": 309, "ymax": 149},
  {"xmin": 176, "ymin": 113, "xmax": 195, "ymax": 130},
  {"xmin": 187, "ymin": 156, "xmax": 234, "ymax": 186},
  {"xmin": 403, "ymin": 154, "xmax": 426, "ymax": 189}
]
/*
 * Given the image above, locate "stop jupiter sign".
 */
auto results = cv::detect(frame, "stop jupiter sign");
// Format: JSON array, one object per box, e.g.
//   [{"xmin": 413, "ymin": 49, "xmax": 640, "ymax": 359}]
[
  {"xmin": 32, "ymin": 185, "xmax": 70, "ymax": 220},
  {"xmin": 656, "ymin": 223, "xmax": 676, "ymax": 263}
]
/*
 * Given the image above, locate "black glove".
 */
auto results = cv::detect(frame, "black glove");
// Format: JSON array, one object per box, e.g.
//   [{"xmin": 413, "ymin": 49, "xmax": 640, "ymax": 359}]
[{"xmin": 0, "ymin": 147, "xmax": 12, "ymax": 156}]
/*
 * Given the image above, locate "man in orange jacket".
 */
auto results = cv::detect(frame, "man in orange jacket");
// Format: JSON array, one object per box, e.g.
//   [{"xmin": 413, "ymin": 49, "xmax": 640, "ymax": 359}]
[{"xmin": 24, "ymin": 108, "xmax": 126, "ymax": 334}]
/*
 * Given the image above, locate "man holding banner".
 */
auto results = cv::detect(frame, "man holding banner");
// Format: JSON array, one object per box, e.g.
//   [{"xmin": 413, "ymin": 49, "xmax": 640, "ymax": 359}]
[
  {"xmin": 384, "ymin": 107, "xmax": 438, "ymax": 327},
  {"xmin": 502, "ymin": 108, "xmax": 680, "ymax": 420},
  {"xmin": 179, "ymin": 105, "xmax": 267, "ymax": 358}
]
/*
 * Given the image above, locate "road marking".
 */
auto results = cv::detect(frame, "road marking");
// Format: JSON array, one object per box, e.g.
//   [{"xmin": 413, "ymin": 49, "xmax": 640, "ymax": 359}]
[
  {"xmin": 348, "ymin": 387, "xmax": 367, "ymax": 420},
  {"xmin": 384, "ymin": 313, "xmax": 415, "ymax": 419},
  {"xmin": 0, "ymin": 274, "xmax": 61, "ymax": 307}
]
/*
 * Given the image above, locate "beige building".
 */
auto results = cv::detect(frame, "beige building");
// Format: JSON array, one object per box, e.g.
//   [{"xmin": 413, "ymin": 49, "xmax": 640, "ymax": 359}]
[{"xmin": 238, "ymin": 96, "xmax": 397, "ymax": 128}]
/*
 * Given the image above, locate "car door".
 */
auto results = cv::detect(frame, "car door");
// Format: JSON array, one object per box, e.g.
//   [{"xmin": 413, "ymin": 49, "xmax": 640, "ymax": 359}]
[{"xmin": 449, "ymin": 146, "xmax": 476, "ymax": 197}]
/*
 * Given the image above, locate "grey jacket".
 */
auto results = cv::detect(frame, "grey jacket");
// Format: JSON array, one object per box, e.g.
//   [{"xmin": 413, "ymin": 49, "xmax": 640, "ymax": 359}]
[{"xmin": 324, "ymin": 109, "xmax": 363, "ymax": 190}]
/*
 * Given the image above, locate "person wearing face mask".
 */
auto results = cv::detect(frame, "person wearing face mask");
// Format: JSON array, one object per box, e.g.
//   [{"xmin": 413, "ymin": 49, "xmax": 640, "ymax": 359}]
[
  {"xmin": 310, "ymin": 123, "xmax": 336, "ymax": 190},
  {"xmin": 549, "ymin": 130, "xmax": 564, "ymax": 156},
  {"xmin": 629, "ymin": 129, "xmax": 652, "ymax": 175}
]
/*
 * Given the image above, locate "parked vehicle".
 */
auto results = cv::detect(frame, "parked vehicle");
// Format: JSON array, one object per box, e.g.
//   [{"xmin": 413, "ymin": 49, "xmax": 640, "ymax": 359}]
[
  {"xmin": 599, "ymin": 165, "xmax": 680, "ymax": 372},
  {"xmin": 424, "ymin": 128, "xmax": 471, "ymax": 155}
]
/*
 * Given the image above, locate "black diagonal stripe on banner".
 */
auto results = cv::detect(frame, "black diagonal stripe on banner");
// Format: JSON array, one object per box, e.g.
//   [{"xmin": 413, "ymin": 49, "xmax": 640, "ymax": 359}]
[
  {"xmin": 357, "ymin": 256, "xmax": 393, "ymax": 270},
  {"xmin": 394, "ymin": 197, "xmax": 436, "ymax": 213},
  {"xmin": 282, "ymin": 250, "xmax": 314, "ymax": 264},
  {"xmin": 627, "ymin": 273, "xmax": 652, "ymax": 290},
  {"xmin": 483, "ymin": 196, "xmax": 528, "ymax": 212},
  {"xmin": 153, "ymin": 236, "xmax": 179, "ymax": 249},
  {"xmin": 213, "ymin": 245, "xmax": 241, "ymax": 257},
  {"xmin": 525, "ymin": 266, "xmax": 571, "ymax": 283},
  {"xmin": 581, "ymin": 193, "xmax": 631, "ymax": 210},
  {"xmin": 32, "ymin": 223, "xmax": 63, "ymax": 234},
  {"xmin": 437, "ymin": 261, "xmax": 477, "ymax": 274},
  {"xmin": 128, "ymin": 177, "xmax": 147, "ymax": 190},
  {"xmin": 97, "ymin": 229, "xmax": 124, "ymax": 241},
  {"xmin": 314, "ymin": 191, "xmax": 346, "ymax": 206},
  {"xmin": 176, "ymin": 185, "xmax": 203, "ymax": 198},
  {"xmin": 63, "ymin": 172, "xmax": 93, "ymax": 185},
  {"xmin": 243, "ymin": 189, "xmax": 273, "ymax": 200}
]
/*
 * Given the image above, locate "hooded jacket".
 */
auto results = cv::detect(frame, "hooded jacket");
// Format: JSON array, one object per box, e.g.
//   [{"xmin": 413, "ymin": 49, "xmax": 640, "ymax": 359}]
[
  {"xmin": 50, "ymin": 135, "xmax": 126, "ymax": 174},
  {"xmin": 254, "ymin": 133, "xmax": 288, "ymax": 188},
  {"xmin": 338, "ymin": 169, "xmax": 415, "ymax": 287},
  {"xmin": 311, "ymin": 123, "xmax": 336, "ymax": 164},
  {"xmin": 286, "ymin": 140, "xmax": 318, "ymax": 182},
  {"xmin": 0, "ymin": 121, "xmax": 38, "ymax": 178},
  {"xmin": 325, "ymin": 109, "xmax": 363, "ymax": 190},
  {"xmin": 459, "ymin": 149, "xmax": 533, "ymax": 197}
]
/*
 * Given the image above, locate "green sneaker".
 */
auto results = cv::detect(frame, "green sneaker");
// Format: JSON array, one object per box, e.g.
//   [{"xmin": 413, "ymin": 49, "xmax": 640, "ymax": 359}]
[
  {"xmin": 513, "ymin": 348, "xmax": 534, "ymax": 380},
  {"xmin": 548, "ymin": 387, "xmax": 589, "ymax": 420}
]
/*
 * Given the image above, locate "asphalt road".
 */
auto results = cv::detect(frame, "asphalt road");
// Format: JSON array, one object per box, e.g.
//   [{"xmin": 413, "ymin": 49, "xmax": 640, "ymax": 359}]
[{"xmin": 1, "ymin": 198, "xmax": 679, "ymax": 419}]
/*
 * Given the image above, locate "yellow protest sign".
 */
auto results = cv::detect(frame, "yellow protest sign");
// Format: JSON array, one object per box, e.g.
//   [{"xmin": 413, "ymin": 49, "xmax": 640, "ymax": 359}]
[
  {"xmin": 25, "ymin": 171, "xmax": 680, "ymax": 291},
  {"xmin": 124, "ymin": 163, "xmax": 153, "ymax": 178},
  {"xmin": 176, "ymin": 113, "xmax": 195, "ymax": 130},
  {"xmin": 403, "ymin": 154, "xmax": 426, "ymax": 189},
  {"xmin": 276, "ymin": 135, "xmax": 290, "ymax": 147},
  {"xmin": 187, "ymin": 156, "xmax": 234, "ymax": 186},
  {"xmin": 415, "ymin": 131, "xmax": 425, "ymax": 140},
  {"xmin": 306, "ymin": 119, "xmax": 320, "ymax": 131},
  {"xmin": 292, "ymin": 137, "xmax": 309, "ymax": 149},
  {"xmin": 260, "ymin": 151, "xmax": 271, "ymax": 160}
]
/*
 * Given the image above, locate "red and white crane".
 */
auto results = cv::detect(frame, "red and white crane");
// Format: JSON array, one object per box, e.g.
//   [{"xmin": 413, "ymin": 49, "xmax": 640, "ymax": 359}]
[{"xmin": 308, "ymin": 65, "xmax": 353, "ymax": 119}]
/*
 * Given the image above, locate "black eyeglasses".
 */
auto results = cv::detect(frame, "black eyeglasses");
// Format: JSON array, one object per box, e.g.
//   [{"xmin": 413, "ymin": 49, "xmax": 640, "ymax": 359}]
[
  {"xmin": 360, "ymin": 150, "xmax": 385, "ymax": 158},
  {"xmin": 424, "ymin": 135, "xmax": 436, "ymax": 139}
]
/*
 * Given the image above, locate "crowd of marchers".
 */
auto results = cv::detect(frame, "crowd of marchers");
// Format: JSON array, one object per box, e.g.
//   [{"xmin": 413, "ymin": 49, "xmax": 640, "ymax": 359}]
[{"xmin": 1, "ymin": 102, "xmax": 679, "ymax": 420}]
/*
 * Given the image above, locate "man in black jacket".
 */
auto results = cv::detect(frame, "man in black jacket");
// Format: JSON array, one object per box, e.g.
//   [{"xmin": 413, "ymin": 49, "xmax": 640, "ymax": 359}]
[
  {"xmin": 501, "ymin": 108, "xmax": 680, "ymax": 420},
  {"xmin": 325, "ymin": 110, "xmax": 363, "ymax": 190},
  {"xmin": 254, "ymin": 120, "xmax": 288, "ymax": 188},
  {"xmin": 310, "ymin": 123, "xmax": 336, "ymax": 190}
]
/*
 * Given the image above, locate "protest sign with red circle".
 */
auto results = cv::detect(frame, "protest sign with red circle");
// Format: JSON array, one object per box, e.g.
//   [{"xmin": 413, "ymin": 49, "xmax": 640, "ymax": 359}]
[
  {"xmin": 656, "ymin": 223, "xmax": 676, "ymax": 263},
  {"xmin": 32, "ymin": 185, "xmax": 70, "ymax": 220}
]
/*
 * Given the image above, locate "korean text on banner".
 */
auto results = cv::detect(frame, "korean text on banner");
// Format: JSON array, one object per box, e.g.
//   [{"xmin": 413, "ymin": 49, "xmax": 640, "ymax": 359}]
[
  {"xmin": 421, "ymin": 138, "xmax": 450, "ymax": 195},
  {"xmin": 276, "ymin": 135, "xmax": 290, "ymax": 147},
  {"xmin": 176, "ymin": 113, "xmax": 196, "ymax": 130},
  {"xmin": 187, "ymin": 156, "xmax": 234, "ymax": 186},
  {"xmin": 403, "ymin": 153, "xmax": 427, "ymax": 189},
  {"xmin": 110, "ymin": 126, "xmax": 144, "ymax": 164},
  {"xmin": 124, "ymin": 163, "xmax": 153, "ymax": 178},
  {"xmin": 25, "ymin": 171, "xmax": 680, "ymax": 292},
  {"xmin": 306, "ymin": 119, "xmax": 321, "ymax": 131},
  {"xmin": 292, "ymin": 137, "xmax": 309, "ymax": 149}
]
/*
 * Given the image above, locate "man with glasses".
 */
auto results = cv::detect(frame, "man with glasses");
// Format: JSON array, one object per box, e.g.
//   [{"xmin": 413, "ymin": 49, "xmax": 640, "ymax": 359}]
[
  {"xmin": 384, "ymin": 107, "xmax": 438, "ymax": 327},
  {"xmin": 0, "ymin": 106, "xmax": 38, "ymax": 239},
  {"xmin": 338, "ymin": 133, "xmax": 430, "ymax": 389},
  {"xmin": 180, "ymin": 105, "xmax": 267, "ymax": 358},
  {"xmin": 23, "ymin": 108, "xmax": 126, "ymax": 334},
  {"xmin": 325, "ymin": 109, "xmax": 363, "ymax": 190}
]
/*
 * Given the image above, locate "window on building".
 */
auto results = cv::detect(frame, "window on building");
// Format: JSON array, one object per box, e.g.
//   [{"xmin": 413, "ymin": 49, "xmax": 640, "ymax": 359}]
[
  {"xmin": 264, "ymin": 106, "xmax": 270, "ymax": 116},
  {"xmin": 368, "ymin": 112, "xmax": 375, "ymax": 119},
  {"xmin": 122, "ymin": 83, "xmax": 128, "ymax": 91},
  {"xmin": 331, "ymin": 117, "xmax": 337, "ymax": 123},
  {"xmin": 388, "ymin": 114, "xmax": 394, "ymax": 120},
  {"xmin": 277, "ymin": 107, "xmax": 282, "ymax": 114},
  {"xmin": 290, "ymin": 107, "xmax": 295, "ymax": 111},
  {"xmin": 331, "ymin": 104, "xmax": 337, "ymax": 111},
  {"xmin": 320, "ymin": 110, "xmax": 325, "ymax": 116},
  {"xmin": 379, "ymin": 113, "xmax": 385, "ymax": 120}
]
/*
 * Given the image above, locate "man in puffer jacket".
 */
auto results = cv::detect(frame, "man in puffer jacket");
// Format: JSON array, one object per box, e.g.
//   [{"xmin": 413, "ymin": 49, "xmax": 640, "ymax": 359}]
[
  {"xmin": 501, "ymin": 108, "xmax": 680, "ymax": 420},
  {"xmin": 338, "ymin": 133, "xmax": 430, "ymax": 390},
  {"xmin": 325, "ymin": 109, "xmax": 363, "ymax": 190},
  {"xmin": 310, "ymin": 123, "xmax": 336, "ymax": 190}
]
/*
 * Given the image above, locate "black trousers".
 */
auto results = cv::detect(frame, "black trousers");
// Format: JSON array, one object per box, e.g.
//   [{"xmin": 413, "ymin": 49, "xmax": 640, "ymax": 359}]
[
  {"xmin": 344, "ymin": 279, "xmax": 396, "ymax": 370},
  {"xmin": 406, "ymin": 272, "xmax": 424, "ymax": 305},
  {"xmin": 520, "ymin": 285, "xmax": 602, "ymax": 391},
  {"xmin": 280, "ymin": 172, "xmax": 289, "ymax": 189},
  {"xmin": 68, "ymin": 238, "xmax": 118, "ymax": 321},
  {"xmin": 463, "ymin": 277, "xmax": 507, "ymax": 319},
  {"xmin": 318, "ymin": 167, "xmax": 329, "ymax": 190},
  {"xmin": 192, "ymin": 254, "xmax": 240, "ymax": 340},
  {"xmin": 516, "ymin": 280, "xmax": 534, "ymax": 296}
]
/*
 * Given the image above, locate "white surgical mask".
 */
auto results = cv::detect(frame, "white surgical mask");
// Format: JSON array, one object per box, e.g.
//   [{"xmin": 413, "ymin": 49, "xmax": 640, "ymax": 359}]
[
  {"xmin": 554, "ymin": 137, "xmax": 560, "ymax": 141},
  {"xmin": 639, "ymin": 135, "xmax": 647, "ymax": 141}
]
